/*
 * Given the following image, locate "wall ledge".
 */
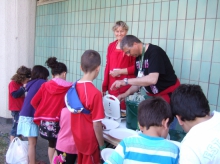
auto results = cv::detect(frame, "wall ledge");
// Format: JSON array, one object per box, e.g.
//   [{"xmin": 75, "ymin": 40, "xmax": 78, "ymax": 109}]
[{"xmin": 37, "ymin": 0, "xmax": 67, "ymax": 6}]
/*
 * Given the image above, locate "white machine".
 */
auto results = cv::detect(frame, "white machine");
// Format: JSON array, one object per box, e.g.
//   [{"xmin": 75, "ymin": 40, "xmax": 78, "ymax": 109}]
[{"xmin": 103, "ymin": 94, "xmax": 121, "ymax": 121}]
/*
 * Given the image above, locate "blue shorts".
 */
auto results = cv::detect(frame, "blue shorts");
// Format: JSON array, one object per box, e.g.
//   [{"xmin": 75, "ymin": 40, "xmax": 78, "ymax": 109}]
[
  {"xmin": 10, "ymin": 111, "xmax": 20, "ymax": 137},
  {"xmin": 17, "ymin": 116, "xmax": 39, "ymax": 137}
]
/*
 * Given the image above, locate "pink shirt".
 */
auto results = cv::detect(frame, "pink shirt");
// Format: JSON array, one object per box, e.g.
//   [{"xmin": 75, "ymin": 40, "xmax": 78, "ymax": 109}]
[{"xmin": 56, "ymin": 107, "xmax": 77, "ymax": 154}]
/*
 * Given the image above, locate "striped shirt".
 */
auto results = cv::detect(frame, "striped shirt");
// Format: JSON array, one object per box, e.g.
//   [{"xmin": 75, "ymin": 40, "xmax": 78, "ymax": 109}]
[{"xmin": 105, "ymin": 133, "xmax": 179, "ymax": 164}]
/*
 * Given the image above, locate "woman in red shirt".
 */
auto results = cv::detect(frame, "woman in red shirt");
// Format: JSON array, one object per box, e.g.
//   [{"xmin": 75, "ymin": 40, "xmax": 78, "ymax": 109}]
[{"xmin": 102, "ymin": 21, "xmax": 136, "ymax": 111}]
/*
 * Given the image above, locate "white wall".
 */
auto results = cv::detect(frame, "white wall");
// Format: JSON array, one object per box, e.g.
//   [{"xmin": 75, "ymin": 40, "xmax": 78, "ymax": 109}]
[{"xmin": 0, "ymin": 0, "xmax": 36, "ymax": 118}]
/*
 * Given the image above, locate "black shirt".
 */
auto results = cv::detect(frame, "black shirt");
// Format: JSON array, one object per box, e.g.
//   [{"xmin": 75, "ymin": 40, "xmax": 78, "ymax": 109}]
[{"xmin": 135, "ymin": 44, "xmax": 177, "ymax": 94}]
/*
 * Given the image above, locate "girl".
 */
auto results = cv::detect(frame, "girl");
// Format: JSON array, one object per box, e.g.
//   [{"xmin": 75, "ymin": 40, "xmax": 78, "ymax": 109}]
[
  {"xmin": 8, "ymin": 65, "xmax": 31, "ymax": 141},
  {"xmin": 17, "ymin": 65, "xmax": 49, "ymax": 164},
  {"xmin": 31, "ymin": 57, "xmax": 72, "ymax": 164}
]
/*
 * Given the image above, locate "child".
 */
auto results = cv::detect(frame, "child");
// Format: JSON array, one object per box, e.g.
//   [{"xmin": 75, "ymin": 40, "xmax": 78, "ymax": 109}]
[
  {"xmin": 55, "ymin": 107, "xmax": 77, "ymax": 164},
  {"xmin": 66, "ymin": 50, "xmax": 105, "ymax": 164},
  {"xmin": 31, "ymin": 57, "xmax": 72, "ymax": 164},
  {"xmin": 105, "ymin": 97, "xmax": 179, "ymax": 164},
  {"xmin": 8, "ymin": 65, "xmax": 31, "ymax": 141},
  {"xmin": 17, "ymin": 65, "xmax": 49, "ymax": 164},
  {"xmin": 170, "ymin": 84, "xmax": 220, "ymax": 164}
]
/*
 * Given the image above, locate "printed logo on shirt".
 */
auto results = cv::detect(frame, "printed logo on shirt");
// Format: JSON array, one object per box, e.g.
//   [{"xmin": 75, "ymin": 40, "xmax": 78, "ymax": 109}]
[
  {"xmin": 150, "ymin": 85, "xmax": 158, "ymax": 94},
  {"xmin": 144, "ymin": 59, "xmax": 149, "ymax": 68},
  {"xmin": 203, "ymin": 138, "xmax": 220, "ymax": 160},
  {"xmin": 136, "ymin": 61, "xmax": 140, "ymax": 69}
]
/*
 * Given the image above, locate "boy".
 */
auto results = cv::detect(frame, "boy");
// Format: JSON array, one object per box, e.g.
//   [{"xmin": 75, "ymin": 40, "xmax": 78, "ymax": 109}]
[
  {"xmin": 69, "ymin": 50, "xmax": 105, "ymax": 164},
  {"xmin": 105, "ymin": 97, "xmax": 179, "ymax": 164},
  {"xmin": 170, "ymin": 84, "xmax": 220, "ymax": 164}
]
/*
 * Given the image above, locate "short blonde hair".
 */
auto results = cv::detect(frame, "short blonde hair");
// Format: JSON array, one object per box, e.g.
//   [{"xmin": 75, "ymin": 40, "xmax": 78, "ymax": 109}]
[{"xmin": 112, "ymin": 21, "xmax": 129, "ymax": 31}]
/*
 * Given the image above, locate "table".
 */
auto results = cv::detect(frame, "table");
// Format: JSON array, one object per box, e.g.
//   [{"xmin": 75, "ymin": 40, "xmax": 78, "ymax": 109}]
[{"xmin": 103, "ymin": 119, "xmax": 128, "ymax": 147}]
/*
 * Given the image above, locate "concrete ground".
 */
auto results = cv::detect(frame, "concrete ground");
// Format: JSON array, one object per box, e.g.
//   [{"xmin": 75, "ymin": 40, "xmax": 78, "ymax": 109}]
[{"xmin": 0, "ymin": 118, "xmax": 49, "ymax": 164}]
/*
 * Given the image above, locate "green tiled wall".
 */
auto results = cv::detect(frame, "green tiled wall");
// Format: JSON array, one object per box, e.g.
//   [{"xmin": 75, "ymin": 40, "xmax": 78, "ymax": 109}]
[{"xmin": 35, "ymin": 0, "xmax": 220, "ymax": 111}]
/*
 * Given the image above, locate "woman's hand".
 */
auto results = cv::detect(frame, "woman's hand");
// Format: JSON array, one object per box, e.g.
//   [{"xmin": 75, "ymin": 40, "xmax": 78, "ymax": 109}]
[{"xmin": 109, "ymin": 69, "xmax": 121, "ymax": 77}]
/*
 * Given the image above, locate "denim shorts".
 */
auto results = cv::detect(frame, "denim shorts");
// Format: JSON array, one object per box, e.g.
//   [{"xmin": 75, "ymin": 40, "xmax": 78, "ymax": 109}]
[{"xmin": 10, "ymin": 111, "xmax": 20, "ymax": 137}]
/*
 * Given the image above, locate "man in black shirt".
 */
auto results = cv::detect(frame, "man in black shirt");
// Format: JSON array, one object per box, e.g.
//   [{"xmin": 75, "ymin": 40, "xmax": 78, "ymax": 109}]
[{"xmin": 110, "ymin": 35, "xmax": 180, "ymax": 103}]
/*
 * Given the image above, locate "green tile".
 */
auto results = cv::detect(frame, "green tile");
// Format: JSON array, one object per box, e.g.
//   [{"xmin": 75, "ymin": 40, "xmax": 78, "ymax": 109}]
[
  {"xmin": 116, "ymin": 0, "xmax": 122, "ymax": 6},
  {"xmin": 166, "ymin": 40, "xmax": 175, "ymax": 58},
  {"xmin": 185, "ymin": 20, "xmax": 195, "ymax": 39},
  {"xmin": 152, "ymin": 21, "xmax": 160, "ymax": 38},
  {"xmin": 198, "ymin": 82, "xmax": 208, "ymax": 96},
  {"xmin": 71, "ymin": 0, "xmax": 76, "ymax": 11},
  {"xmin": 210, "ymin": 63, "xmax": 220, "ymax": 84},
  {"xmin": 86, "ymin": 24, "xmax": 91, "ymax": 37},
  {"xmin": 181, "ymin": 59, "xmax": 191, "ymax": 79},
  {"xmin": 122, "ymin": 0, "xmax": 128, "ymax": 5},
  {"xmin": 190, "ymin": 61, "xmax": 200, "ymax": 81},
  {"xmin": 94, "ymin": 24, "xmax": 100, "ymax": 37},
  {"xmin": 138, "ymin": 22, "xmax": 145, "ymax": 39},
  {"xmin": 79, "ymin": 0, "xmax": 83, "ymax": 10},
  {"xmin": 218, "ymin": 1, "xmax": 220, "ymax": 18},
  {"xmin": 213, "ymin": 41, "xmax": 220, "ymax": 62},
  {"xmin": 178, "ymin": 0, "xmax": 187, "ymax": 19},
  {"xmin": 196, "ymin": 0, "xmax": 206, "ymax": 19},
  {"xmin": 159, "ymin": 39, "xmax": 166, "ymax": 51},
  {"xmin": 160, "ymin": 21, "xmax": 168, "ymax": 38},
  {"xmin": 169, "ymin": 1, "xmax": 178, "ymax": 20},
  {"xmin": 167, "ymin": 20, "xmax": 176, "ymax": 39},
  {"xmin": 90, "ymin": 24, "xmax": 95, "ymax": 37},
  {"xmin": 194, "ymin": 19, "xmax": 205, "ymax": 40},
  {"xmin": 121, "ymin": 6, "xmax": 127, "ymax": 21},
  {"xmin": 174, "ymin": 40, "xmax": 183, "ymax": 59},
  {"xmin": 161, "ymin": 1, "xmax": 169, "ymax": 20},
  {"xmin": 110, "ymin": 7, "xmax": 116, "ymax": 22},
  {"xmin": 186, "ymin": 0, "xmax": 196, "ymax": 19},
  {"xmin": 192, "ymin": 41, "xmax": 202, "ymax": 60},
  {"xmin": 101, "ymin": 0, "xmax": 106, "ymax": 8},
  {"xmin": 204, "ymin": 19, "xmax": 215, "ymax": 40},
  {"xmin": 87, "ymin": 0, "xmax": 92, "ymax": 9},
  {"xmin": 183, "ymin": 40, "xmax": 192, "ymax": 60},
  {"xmin": 173, "ymin": 59, "xmax": 182, "ymax": 78},
  {"xmin": 154, "ymin": 2, "xmax": 161, "ymax": 21},
  {"xmin": 99, "ymin": 37, "xmax": 104, "ymax": 52},
  {"xmin": 105, "ymin": 8, "xmax": 110, "ymax": 22},
  {"xmin": 106, "ymin": 0, "xmax": 111, "ymax": 7},
  {"xmin": 95, "ymin": 9, "xmax": 100, "ymax": 23},
  {"xmin": 87, "ymin": 10, "xmax": 91, "ymax": 23},
  {"xmin": 110, "ymin": 0, "xmax": 116, "ymax": 6},
  {"xmin": 96, "ymin": 0, "xmax": 101, "ymax": 8},
  {"xmin": 128, "ymin": 0, "xmax": 133, "ymax": 5},
  {"xmin": 127, "ymin": 5, "xmax": 133, "ymax": 21},
  {"xmin": 100, "ymin": 9, "xmax": 105, "ymax": 22},
  {"xmin": 145, "ymin": 21, "xmax": 153, "ymax": 38},
  {"xmin": 152, "ymin": 39, "xmax": 159, "ymax": 46},
  {"xmin": 201, "ymin": 41, "xmax": 213, "ymax": 62},
  {"xmin": 206, "ymin": 0, "xmax": 217, "ymax": 18},
  {"xmin": 132, "ymin": 22, "xmax": 138, "ymax": 36},
  {"xmin": 133, "ymin": 5, "xmax": 139, "ymax": 21},
  {"xmin": 176, "ymin": 20, "xmax": 185, "ymax": 39},
  {"xmin": 97, "ymin": 23, "xmax": 105, "ymax": 38},
  {"xmin": 139, "ymin": 4, "xmax": 147, "ymax": 21},
  {"xmin": 146, "ymin": 3, "xmax": 153, "ymax": 20},
  {"xmin": 215, "ymin": 19, "xmax": 220, "ymax": 40},
  {"xmin": 200, "ymin": 62, "xmax": 211, "ymax": 82},
  {"xmin": 104, "ymin": 23, "xmax": 110, "ymax": 37},
  {"xmin": 208, "ymin": 84, "xmax": 219, "ymax": 105},
  {"xmin": 115, "ymin": 7, "xmax": 121, "ymax": 21}
]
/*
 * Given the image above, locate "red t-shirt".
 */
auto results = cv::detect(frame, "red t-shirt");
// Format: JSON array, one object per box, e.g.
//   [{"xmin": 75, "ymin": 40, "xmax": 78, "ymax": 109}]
[
  {"xmin": 8, "ymin": 81, "xmax": 24, "ymax": 111},
  {"xmin": 71, "ymin": 81, "xmax": 105, "ymax": 155},
  {"xmin": 102, "ymin": 40, "xmax": 136, "ymax": 95}
]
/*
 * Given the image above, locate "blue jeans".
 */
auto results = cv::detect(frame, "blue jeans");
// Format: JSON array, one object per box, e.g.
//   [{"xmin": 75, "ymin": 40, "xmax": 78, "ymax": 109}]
[{"xmin": 10, "ymin": 111, "xmax": 20, "ymax": 137}]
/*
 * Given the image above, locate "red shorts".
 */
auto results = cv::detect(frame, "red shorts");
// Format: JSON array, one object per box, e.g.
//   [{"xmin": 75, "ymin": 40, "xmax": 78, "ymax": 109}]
[{"xmin": 77, "ymin": 148, "xmax": 101, "ymax": 164}]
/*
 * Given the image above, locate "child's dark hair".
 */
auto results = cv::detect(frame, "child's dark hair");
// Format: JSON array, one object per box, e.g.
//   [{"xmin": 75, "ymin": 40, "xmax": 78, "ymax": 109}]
[
  {"xmin": 81, "ymin": 50, "xmax": 101, "ymax": 73},
  {"xmin": 11, "ymin": 66, "xmax": 31, "ymax": 83},
  {"xmin": 45, "ymin": 57, "xmax": 67, "ymax": 76},
  {"xmin": 170, "ymin": 84, "xmax": 210, "ymax": 121},
  {"xmin": 138, "ymin": 97, "xmax": 174, "ymax": 130},
  {"xmin": 31, "ymin": 65, "xmax": 49, "ymax": 80}
]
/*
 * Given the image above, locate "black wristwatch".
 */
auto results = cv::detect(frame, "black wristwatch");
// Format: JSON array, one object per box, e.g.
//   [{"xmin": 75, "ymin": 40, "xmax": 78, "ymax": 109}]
[{"xmin": 123, "ymin": 78, "xmax": 128, "ymax": 85}]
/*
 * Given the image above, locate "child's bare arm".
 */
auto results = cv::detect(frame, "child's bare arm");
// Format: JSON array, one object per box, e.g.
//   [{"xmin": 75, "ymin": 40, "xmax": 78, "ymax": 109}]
[{"xmin": 93, "ymin": 121, "xmax": 105, "ymax": 149}]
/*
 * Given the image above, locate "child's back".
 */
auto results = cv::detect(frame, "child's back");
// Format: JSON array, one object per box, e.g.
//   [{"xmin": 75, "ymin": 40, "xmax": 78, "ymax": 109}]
[
  {"xmin": 68, "ymin": 50, "xmax": 105, "ymax": 164},
  {"xmin": 105, "ymin": 97, "xmax": 179, "ymax": 164}
]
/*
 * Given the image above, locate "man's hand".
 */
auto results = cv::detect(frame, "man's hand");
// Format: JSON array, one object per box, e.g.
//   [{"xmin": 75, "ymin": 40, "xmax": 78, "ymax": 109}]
[
  {"xmin": 110, "ymin": 80, "xmax": 125, "ymax": 90},
  {"xmin": 117, "ymin": 93, "xmax": 127, "ymax": 102}
]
